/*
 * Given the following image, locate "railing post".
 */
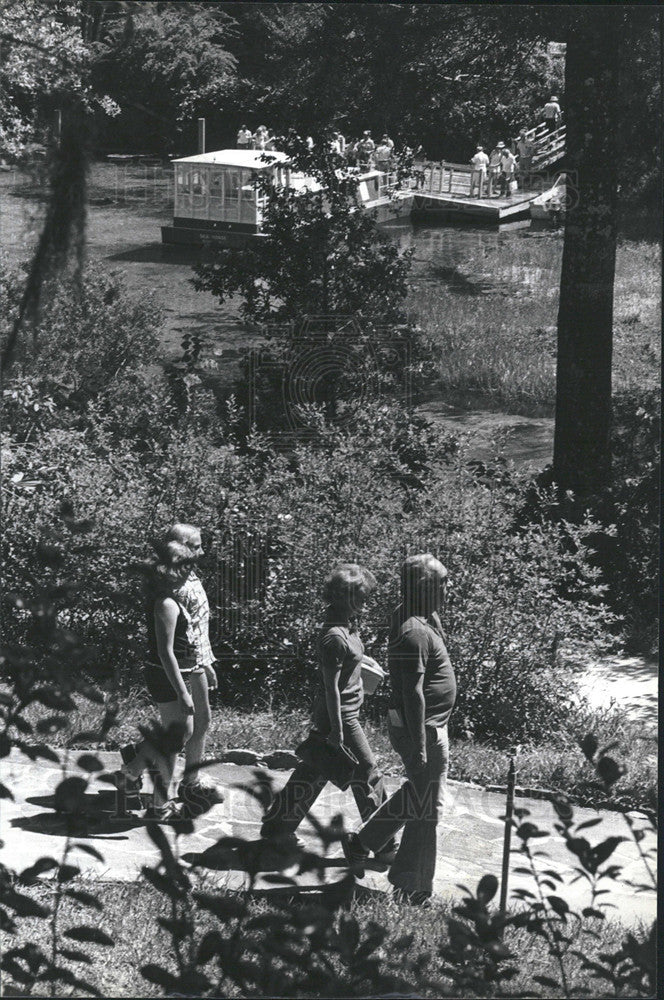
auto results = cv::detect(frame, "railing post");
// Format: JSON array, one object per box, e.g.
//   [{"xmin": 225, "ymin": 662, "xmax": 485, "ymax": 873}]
[
  {"xmin": 439, "ymin": 161, "xmax": 445, "ymax": 192},
  {"xmin": 499, "ymin": 756, "xmax": 516, "ymax": 924}
]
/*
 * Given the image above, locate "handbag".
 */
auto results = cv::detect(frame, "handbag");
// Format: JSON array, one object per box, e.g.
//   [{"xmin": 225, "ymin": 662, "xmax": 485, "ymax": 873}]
[{"xmin": 294, "ymin": 731, "xmax": 359, "ymax": 791}]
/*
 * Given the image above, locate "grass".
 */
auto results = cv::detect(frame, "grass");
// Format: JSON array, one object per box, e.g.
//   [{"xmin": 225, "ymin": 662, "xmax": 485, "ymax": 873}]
[
  {"xmin": 4, "ymin": 875, "xmax": 645, "ymax": 998},
  {"xmin": 411, "ymin": 236, "xmax": 661, "ymax": 416},
  {"xmin": 22, "ymin": 691, "xmax": 657, "ymax": 814}
]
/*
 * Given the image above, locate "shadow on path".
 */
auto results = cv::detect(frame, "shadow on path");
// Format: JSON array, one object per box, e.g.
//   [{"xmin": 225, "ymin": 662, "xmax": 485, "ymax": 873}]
[{"xmin": 11, "ymin": 791, "xmax": 145, "ymax": 839}]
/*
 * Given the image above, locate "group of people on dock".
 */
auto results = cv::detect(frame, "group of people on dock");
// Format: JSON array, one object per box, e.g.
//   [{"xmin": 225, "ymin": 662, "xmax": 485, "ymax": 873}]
[
  {"xmin": 117, "ymin": 524, "xmax": 454, "ymax": 905},
  {"xmin": 469, "ymin": 138, "xmax": 522, "ymax": 199}
]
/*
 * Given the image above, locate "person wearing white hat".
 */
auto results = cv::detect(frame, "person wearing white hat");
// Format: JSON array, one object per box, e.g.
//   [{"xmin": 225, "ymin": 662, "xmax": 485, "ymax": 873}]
[
  {"xmin": 543, "ymin": 95, "xmax": 562, "ymax": 134},
  {"xmin": 470, "ymin": 144, "xmax": 489, "ymax": 197},
  {"xmin": 499, "ymin": 144, "xmax": 518, "ymax": 197}
]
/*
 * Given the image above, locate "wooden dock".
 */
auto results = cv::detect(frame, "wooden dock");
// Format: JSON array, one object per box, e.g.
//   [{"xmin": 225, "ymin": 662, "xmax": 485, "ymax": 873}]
[
  {"xmin": 410, "ymin": 161, "xmax": 545, "ymax": 223},
  {"xmin": 412, "ymin": 189, "xmax": 536, "ymax": 222},
  {"xmin": 410, "ymin": 119, "xmax": 566, "ymax": 224}
]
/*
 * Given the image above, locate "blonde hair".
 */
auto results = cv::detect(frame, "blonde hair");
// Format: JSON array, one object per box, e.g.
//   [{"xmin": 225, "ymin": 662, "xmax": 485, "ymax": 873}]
[
  {"xmin": 154, "ymin": 523, "xmax": 200, "ymax": 560},
  {"xmin": 144, "ymin": 541, "xmax": 192, "ymax": 600},
  {"xmin": 323, "ymin": 563, "xmax": 376, "ymax": 614}
]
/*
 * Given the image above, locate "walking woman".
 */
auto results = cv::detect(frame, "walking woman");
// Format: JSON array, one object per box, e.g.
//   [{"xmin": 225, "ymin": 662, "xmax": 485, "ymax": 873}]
[
  {"xmin": 116, "ymin": 542, "xmax": 198, "ymax": 821},
  {"xmin": 260, "ymin": 564, "xmax": 397, "ymax": 866},
  {"xmin": 343, "ymin": 554, "xmax": 456, "ymax": 905}
]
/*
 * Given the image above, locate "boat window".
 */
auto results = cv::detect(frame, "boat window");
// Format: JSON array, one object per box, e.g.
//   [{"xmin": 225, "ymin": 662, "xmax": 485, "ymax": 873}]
[
  {"xmin": 225, "ymin": 170, "xmax": 239, "ymax": 199},
  {"xmin": 177, "ymin": 168, "xmax": 191, "ymax": 193},
  {"xmin": 210, "ymin": 172, "xmax": 223, "ymax": 196},
  {"xmin": 191, "ymin": 170, "xmax": 206, "ymax": 196}
]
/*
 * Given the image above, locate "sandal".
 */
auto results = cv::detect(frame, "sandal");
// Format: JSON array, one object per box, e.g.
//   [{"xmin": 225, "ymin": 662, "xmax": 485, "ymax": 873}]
[{"xmin": 144, "ymin": 799, "xmax": 185, "ymax": 823}]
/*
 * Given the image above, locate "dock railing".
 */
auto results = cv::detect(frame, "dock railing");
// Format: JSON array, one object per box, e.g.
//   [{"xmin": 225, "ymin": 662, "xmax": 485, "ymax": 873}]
[
  {"xmin": 415, "ymin": 160, "xmax": 516, "ymax": 199},
  {"xmin": 417, "ymin": 161, "xmax": 474, "ymax": 197}
]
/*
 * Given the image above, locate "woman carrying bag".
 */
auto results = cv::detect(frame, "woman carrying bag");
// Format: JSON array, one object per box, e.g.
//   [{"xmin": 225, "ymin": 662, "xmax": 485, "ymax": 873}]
[{"xmin": 260, "ymin": 564, "xmax": 397, "ymax": 867}]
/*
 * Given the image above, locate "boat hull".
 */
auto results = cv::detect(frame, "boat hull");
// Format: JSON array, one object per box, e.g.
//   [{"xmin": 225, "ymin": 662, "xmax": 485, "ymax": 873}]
[{"xmin": 161, "ymin": 220, "xmax": 264, "ymax": 247}]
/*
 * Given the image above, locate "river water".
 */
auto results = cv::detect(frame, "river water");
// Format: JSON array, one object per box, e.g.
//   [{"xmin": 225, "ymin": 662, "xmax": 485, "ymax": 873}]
[{"xmin": 2, "ymin": 165, "xmax": 568, "ymax": 469}]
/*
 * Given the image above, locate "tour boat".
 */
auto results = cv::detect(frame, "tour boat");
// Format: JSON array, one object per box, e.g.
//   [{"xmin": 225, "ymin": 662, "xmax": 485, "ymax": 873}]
[
  {"xmin": 529, "ymin": 173, "xmax": 567, "ymax": 222},
  {"xmin": 161, "ymin": 149, "xmax": 412, "ymax": 246}
]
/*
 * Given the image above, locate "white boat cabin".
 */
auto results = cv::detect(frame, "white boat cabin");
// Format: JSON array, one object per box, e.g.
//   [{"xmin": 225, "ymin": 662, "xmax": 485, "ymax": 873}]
[
  {"xmin": 163, "ymin": 148, "xmax": 409, "ymax": 245},
  {"xmin": 172, "ymin": 149, "xmax": 291, "ymax": 232}
]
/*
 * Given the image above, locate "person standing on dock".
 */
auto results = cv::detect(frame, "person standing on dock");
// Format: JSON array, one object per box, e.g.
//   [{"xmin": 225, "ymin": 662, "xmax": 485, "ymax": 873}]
[
  {"xmin": 499, "ymin": 145, "xmax": 517, "ymax": 196},
  {"xmin": 488, "ymin": 142, "xmax": 504, "ymax": 196},
  {"xmin": 542, "ymin": 95, "xmax": 562, "ymax": 134},
  {"xmin": 515, "ymin": 129, "xmax": 534, "ymax": 181},
  {"xmin": 254, "ymin": 125, "xmax": 269, "ymax": 151},
  {"xmin": 374, "ymin": 138, "xmax": 392, "ymax": 172},
  {"xmin": 330, "ymin": 131, "xmax": 346, "ymax": 156},
  {"xmin": 470, "ymin": 145, "xmax": 489, "ymax": 197},
  {"xmin": 358, "ymin": 131, "xmax": 375, "ymax": 167},
  {"xmin": 237, "ymin": 125, "xmax": 253, "ymax": 150}
]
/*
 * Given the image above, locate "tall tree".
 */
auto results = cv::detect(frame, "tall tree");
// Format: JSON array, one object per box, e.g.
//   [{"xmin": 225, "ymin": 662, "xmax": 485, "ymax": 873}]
[{"xmin": 552, "ymin": 7, "xmax": 623, "ymax": 492}]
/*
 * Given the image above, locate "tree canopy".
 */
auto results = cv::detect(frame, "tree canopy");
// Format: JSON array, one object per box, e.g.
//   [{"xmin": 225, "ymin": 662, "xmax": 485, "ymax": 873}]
[{"xmin": 1, "ymin": 2, "xmax": 659, "ymax": 206}]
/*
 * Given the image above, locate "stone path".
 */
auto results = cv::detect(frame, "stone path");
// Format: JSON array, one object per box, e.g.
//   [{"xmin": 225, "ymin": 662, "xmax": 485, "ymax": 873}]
[{"xmin": 0, "ymin": 748, "xmax": 655, "ymax": 927}]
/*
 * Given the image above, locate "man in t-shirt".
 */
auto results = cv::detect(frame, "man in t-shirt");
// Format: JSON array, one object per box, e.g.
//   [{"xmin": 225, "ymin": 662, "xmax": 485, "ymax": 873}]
[
  {"xmin": 343, "ymin": 554, "xmax": 455, "ymax": 904},
  {"xmin": 470, "ymin": 145, "xmax": 489, "ymax": 197},
  {"xmin": 515, "ymin": 128, "xmax": 534, "ymax": 179},
  {"xmin": 237, "ymin": 125, "xmax": 253, "ymax": 150},
  {"xmin": 499, "ymin": 146, "xmax": 518, "ymax": 196},
  {"xmin": 374, "ymin": 139, "xmax": 392, "ymax": 172},
  {"xmin": 358, "ymin": 131, "xmax": 375, "ymax": 168}
]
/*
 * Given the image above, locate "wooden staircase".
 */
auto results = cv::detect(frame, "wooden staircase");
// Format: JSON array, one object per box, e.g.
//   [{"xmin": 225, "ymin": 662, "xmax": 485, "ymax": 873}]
[{"xmin": 520, "ymin": 121, "xmax": 566, "ymax": 170}]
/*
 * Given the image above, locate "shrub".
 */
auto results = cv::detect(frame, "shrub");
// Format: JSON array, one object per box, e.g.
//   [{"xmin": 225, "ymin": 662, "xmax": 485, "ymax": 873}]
[{"xmin": 605, "ymin": 387, "xmax": 659, "ymax": 650}]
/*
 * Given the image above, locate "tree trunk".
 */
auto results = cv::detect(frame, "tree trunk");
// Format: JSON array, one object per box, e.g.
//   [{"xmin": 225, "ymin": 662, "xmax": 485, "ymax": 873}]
[{"xmin": 553, "ymin": 8, "xmax": 622, "ymax": 492}]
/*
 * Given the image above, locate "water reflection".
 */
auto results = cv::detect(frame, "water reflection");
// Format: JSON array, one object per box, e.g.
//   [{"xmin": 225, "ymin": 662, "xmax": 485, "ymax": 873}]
[{"xmin": 394, "ymin": 221, "xmax": 562, "ymax": 297}]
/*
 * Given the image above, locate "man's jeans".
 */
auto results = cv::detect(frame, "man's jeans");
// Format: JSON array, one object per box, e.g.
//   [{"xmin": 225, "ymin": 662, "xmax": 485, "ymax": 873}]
[
  {"xmin": 358, "ymin": 722, "xmax": 449, "ymax": 895},
  {"xmin": 261, "ymin": 713, "xmax": 390, "ymax": 839}
]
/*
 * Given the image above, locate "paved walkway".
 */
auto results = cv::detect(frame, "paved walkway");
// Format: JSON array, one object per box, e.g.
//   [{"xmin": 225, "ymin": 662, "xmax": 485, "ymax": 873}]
[{"xmin": 0, "ymin": 748, "xmax": 655, "ymax": 927}]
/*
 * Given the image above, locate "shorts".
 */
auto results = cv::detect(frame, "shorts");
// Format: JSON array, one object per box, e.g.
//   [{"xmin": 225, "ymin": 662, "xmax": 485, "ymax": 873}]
[{"xmin": 143, "ymin": 663, "xmax": 202, "ymax": 704}]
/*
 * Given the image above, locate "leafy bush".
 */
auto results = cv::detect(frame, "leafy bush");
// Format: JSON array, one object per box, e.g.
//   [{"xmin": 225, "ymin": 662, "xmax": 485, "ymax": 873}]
[
  {"xmin": 605, "ymin": 387, "xmax": 659, "ymax": 650},
  {"xmin": 1, "ymin": 261, "xmax": 163, "ymax": 441}
]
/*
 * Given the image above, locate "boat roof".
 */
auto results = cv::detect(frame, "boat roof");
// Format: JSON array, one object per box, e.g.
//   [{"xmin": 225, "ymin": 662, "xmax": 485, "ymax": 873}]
[{"xmin": 172, "ymin": 149, "xmax": 289, "ymax": 169}]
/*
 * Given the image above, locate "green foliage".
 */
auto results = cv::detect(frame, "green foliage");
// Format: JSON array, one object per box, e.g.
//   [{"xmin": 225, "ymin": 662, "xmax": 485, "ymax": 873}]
[
  {"xmin": 605, "ymin": 388, "xmax": 660, "ymax": 649},
  {"xmin": 90, "ymin": 2, "xmax": 237, "ymax": 153},
  {"xmin": 193, "ymin": 145, "xmax": 412, "ymax": 328},
  {"xmin": 0, "ymin": 0, "xmax": 102, "ymax": 159},
  {"xmin": 1, "ymin": 261, "xmax": 161, "ymax": 436}
]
